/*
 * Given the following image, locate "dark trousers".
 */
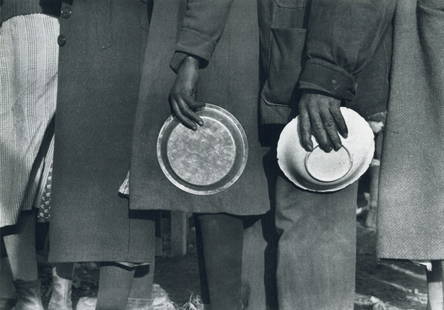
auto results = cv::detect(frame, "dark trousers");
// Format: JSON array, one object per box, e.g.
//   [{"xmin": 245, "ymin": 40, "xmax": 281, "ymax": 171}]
[{"xmin": 275, "ymin": 174, "xmax": 357, "ymax": 310}]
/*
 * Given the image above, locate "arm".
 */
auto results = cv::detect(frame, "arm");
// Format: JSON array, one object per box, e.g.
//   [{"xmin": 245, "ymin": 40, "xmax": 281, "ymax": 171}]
[
  {"xmin": 169, "ymin": 0, "xmax": 234, "ymax": 130},
  {"xmin": 170, "ymin": 0, "xmax": 234, "ymax": 72},
  {"xmin": 297, "ymin": 0, "xmax": 396, "ymax": 152}
]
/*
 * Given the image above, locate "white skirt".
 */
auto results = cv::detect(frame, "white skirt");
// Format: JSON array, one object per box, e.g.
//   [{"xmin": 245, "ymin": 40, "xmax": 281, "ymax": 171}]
[{"xmin": 0, "ymin": 14, "xmax": 59, "ymax": 227}]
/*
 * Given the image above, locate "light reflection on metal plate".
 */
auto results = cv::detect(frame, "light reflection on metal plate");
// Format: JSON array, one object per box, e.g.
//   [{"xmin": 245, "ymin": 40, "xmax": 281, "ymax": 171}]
[{"xmin": 157, "ymin": 104, "xmax": 248, "ymax": 195}]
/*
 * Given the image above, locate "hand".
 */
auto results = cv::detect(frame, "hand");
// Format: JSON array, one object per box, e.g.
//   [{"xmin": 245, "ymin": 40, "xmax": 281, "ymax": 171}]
[
  {"xmin": 298, "ymin": 92, "xmax": 348, "ymax": 152},
  {"xmin": 169, "ymin": 56, "xmax": 205, "ymax": 130}
]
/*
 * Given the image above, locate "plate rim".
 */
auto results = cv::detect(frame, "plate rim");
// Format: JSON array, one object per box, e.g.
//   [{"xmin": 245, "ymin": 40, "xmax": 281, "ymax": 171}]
[
  {"xmin": 156, "ymin": 104, "xmax": 249, "ymax": 195},
  {"xmin": 277, "ymin": 108, "xmax": 375, "ymax": 192}
]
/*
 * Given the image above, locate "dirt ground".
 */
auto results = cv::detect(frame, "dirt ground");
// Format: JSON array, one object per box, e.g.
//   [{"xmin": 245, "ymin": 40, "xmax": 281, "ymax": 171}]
[{"xmin": 36, "ymin": 223, "xmax": 428, "ymax": 310}]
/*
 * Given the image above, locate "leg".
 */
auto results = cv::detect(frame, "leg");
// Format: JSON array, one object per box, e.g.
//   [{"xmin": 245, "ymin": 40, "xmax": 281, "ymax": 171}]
[
  {"xmin": 2, "ymin": 211, "xmax": 44, "ymax": 310},
  {"xmin": 275, "ymin": 175, "xmax": 357, "ymax": 310},
  {"xmin": 126, "ymin": 264, "xmax": 154, "ymax": 309},
  {"xmin": 196, "ymin": 214, "xmax": 244, "ymax": 310},
  {"xmin": 426, "ymin": 260, "xmax": 443, "ymax": 310},
  {"xmin": 241, "ymin": 214, "xmax": 279, "ymax": 310},
  {"xmin": 0, "ymin": 240, "xmax": 16, "ymax": 309},
  {"xmin": 48, "ymin": 263, "xmax": 74, "ymax": 310},
  {"xmin": 96, "ymin": 264, "xmax": 134, "ymax": 310},
  {"xmin": 242, "ymin": 219, "xmax": 266, "ymax": 310},
  {"xmin": 129, "ymin": 265, "xmax": 154, "ymax": 300},
  {"xmin": 3, "ymin": 211, "xmax": 38, "ymax": 281}
]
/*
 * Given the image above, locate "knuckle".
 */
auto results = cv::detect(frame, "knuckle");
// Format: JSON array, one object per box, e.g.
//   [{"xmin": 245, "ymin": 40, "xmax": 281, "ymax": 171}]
[
  {"xmin": 324, "ymin": 120, "xmax": 334, "ymax": 128},
  {"xmin": 312, "ymin": 123, "xmax": 323, "ymax": 131}
]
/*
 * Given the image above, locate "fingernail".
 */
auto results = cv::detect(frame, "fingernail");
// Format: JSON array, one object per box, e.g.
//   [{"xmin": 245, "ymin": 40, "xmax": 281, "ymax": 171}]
[
  {"xmin": 193, "ymin": 126, "xmax": 197, "ymax": 131},
  {"xmin": 198, "ymin": 120, "xmax": 204, "ymax": 126}
]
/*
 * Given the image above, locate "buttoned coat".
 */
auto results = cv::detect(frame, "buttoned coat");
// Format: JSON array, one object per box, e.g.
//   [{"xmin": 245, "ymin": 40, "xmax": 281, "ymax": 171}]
[{"xmin": 49, "ymin": 0, "xmax": 154, "ymax": 263}]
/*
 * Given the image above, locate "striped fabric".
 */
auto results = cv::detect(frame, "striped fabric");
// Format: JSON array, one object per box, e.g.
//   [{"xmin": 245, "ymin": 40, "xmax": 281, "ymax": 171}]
[{"xmin": 0, "ymin": 14, "xmax": 59, "ymax": 228}]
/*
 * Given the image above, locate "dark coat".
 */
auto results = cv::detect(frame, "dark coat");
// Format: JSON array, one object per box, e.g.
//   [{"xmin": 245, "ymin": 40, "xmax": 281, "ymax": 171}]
[
  {"xmin": 129, "ymin": 0, "xmax": 271, "ymax": 215},
  {"xmin": 49, "ymin": 0, "xmax": 154, "ymax": 263},
  {"xmin": 258, "ymin": 0, "xmax": 395, "ymax": 126}
]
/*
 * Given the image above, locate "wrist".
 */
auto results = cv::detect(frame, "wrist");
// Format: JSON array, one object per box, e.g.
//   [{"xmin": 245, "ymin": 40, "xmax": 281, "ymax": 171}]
[{"xmin": 180, "ymin": 55, "xmax": 200, "ymax": 72}]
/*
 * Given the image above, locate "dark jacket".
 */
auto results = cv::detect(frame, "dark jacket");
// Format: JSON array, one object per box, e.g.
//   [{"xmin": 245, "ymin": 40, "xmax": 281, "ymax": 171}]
[
  {"xmin": 129, "ymin": 0, "xmax": 271, "ymax": 215},
  {"xmin": 258, "ymin": 0, "xmax": 396, "ymax": 125}
]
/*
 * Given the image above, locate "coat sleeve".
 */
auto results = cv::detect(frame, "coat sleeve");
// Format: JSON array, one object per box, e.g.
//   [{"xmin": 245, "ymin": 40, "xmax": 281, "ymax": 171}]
[
  {"xmin": 298, "ymin": 0, "xmax": 396, "ymax": 101},
  {"xmin": 170, "ymin": 0, "xmax": 234, "ymax": 72}
]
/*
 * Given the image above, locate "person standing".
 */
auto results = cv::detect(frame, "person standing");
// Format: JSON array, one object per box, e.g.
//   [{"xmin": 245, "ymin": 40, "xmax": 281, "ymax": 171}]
[
  {"xmin": 377, "ymin": 1, "xmax": 444, "ymax": 309},
  {"xmin": 0, "ymin": 1, "xmax": 59, "ymax": 308},
  {"xmin": 48, "ymin": 1, "xmax": 156, "ymax": 309},
  {"xmin": 129, "ymin": 0, "xmax": 270, "ymax": 309},
  {"xmin": 257, "ymin": 0, "xmax": 395, "ymax": 309}
]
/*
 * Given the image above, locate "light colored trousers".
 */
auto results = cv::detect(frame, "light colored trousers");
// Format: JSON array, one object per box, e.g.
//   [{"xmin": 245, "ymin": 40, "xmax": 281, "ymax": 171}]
[{"xmin": 243, "ymin": 174, "xmax": 357, "ymax": 310}]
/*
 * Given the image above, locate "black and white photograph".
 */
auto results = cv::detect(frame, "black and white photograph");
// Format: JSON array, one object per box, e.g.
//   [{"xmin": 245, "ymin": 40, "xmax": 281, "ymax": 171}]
[{"xmin": 0, "ymin": 0, "xmax": 443, "ymax": 309}]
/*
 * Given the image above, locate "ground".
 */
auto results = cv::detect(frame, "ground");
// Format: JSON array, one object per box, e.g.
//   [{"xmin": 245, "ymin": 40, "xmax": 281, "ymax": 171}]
[{"xmin": 37, "ymin": 223, "xmax": 428, "ymax": 310}]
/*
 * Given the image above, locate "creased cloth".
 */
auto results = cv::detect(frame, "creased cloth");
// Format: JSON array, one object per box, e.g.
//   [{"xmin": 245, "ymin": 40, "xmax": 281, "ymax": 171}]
[
  {"xmin": 0, "ymin": 14, "xmax": 59, "ymax": 227},
  {"xmin": 377, "ymin": 0, "xmax": 444, "ymax": 259}
]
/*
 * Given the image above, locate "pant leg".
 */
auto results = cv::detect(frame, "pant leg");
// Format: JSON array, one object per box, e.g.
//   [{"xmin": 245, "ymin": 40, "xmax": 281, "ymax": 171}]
[
  {"xmin": 3, "ymin": 211, "xmax": 39, "ymax": 281},
  {"xmin": 196, "ymin": 214, "xmax": 244, "ymax": 310},
  {"xmin": 0, "ymin": 244, "xmax": 16, "ymax": 300},
  {"xmin": 242, "ymin": 213, "xmax": 279, "ymax": 310},
  {"xmin": 275, "ymin": 174, "xmax": 357, "ymax": 310},
  {"xmin": 242, "ymin": 219, "xmax": 266, "ymax": 310}
]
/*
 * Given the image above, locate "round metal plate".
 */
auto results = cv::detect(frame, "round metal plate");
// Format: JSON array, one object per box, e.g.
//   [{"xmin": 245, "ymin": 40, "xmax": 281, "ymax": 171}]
[{"xmin": 157, "ymin": 104, "xmax": 248, "ymax": 195}]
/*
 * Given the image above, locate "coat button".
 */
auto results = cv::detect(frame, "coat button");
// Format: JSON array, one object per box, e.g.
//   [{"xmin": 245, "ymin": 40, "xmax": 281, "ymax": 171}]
[
  {"xmin": 60, "ymin": 7, "xmax": 72, "ymax": 19},
  {"xmin": 58, "ymin": 35, "xmax": 67, "ymax": 47}
]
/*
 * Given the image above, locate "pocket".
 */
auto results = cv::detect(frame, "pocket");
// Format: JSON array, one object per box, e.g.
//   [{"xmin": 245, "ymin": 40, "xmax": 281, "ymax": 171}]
[
  {"xmin": 271, "ymin": 0, "xmax": 306, "ymax": 28},
  {"xmin": 263, "ymin": 27, "xmax": 306, "ymax": 106},
  {"xmin": 274, "ymin": 0, "xmax": 306, "ymax": 8},
  {"xmin": 260, "ymin": 27, "xmax": 306, "ymax": 125}
]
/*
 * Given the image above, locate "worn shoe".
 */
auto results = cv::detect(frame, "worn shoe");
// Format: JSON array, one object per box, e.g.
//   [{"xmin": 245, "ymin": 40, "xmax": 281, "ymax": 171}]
[
  {"xmin": 48, "ymin": 267, "xmax": 73, "ymax": 310},
  {"xmin": 13, "ymin": 280, "xmax": 44, "ymax": 310},
  {"xmin": 75, "ymin": 284, "xmax": 176, "ymax": 310},
  {"xmin": 75, "ymin": 297, "xmax": 96, "ymax": 310},
  {"xmin": 127, "ymin": 284, "xmax": 176, "ymax": 310}
]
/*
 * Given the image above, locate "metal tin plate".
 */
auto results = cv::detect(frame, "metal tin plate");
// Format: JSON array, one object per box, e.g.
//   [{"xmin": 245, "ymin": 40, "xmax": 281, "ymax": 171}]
[{"xmin": 157, "ymin": 104, "xmax": 248, "ymax": 195}]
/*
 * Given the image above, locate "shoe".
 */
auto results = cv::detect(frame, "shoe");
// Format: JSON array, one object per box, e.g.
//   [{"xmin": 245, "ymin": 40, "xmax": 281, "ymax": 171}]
[
  {"xmin": 75, "ymin": 297, "xmax": 96, "ymax": 310},
  {"xmin": 13, "ymin": 280, "xmax": 44, "ymax": 310},
  {"xmin": 126, "ymin": 284, "xmax": 176, "ymax": 310},
  {"xmin": 48, "ymin": 267, "xmax": 73, "ymax": 310},
  {"xmin": 0, "ymin": 298, "xmax": 16, "ymax": 310}
]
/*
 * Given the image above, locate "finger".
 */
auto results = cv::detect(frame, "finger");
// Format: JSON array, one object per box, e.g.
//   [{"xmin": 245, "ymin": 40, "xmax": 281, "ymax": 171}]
[
  {"xmin": 299, "ymin": 110, "xmax": 313, "ymax": 152},
  {"xmin": 181, "ymin": 96, "xmax": 204, "ymax": 126},
  {"xmin": 171, "ymin": 98, "xmax": 197, "ymax": 130},
  {"xmin": 330, "ymin": 105, "xmax": 348, "ymax": 138},
  {"xmin": 308, "ymin": 106, "xmax": 332, "ymax": 152},
  {"xmin": 320, "ymin": 107, "xmax": 342, "ymax": 151}
]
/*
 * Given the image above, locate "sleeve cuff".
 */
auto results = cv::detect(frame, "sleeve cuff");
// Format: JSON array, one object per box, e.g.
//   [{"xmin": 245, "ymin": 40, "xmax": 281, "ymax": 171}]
[
  {"xmin": 169, "ymin": 28, "xmax": 217, "ymax": 72},
  {"xmin": 298, "ymin": 59, "xmax": 357, "ymax": 101},
  {"xmin": 170, "ymin": 52, "xmax": 189, "ymax": 73}
]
